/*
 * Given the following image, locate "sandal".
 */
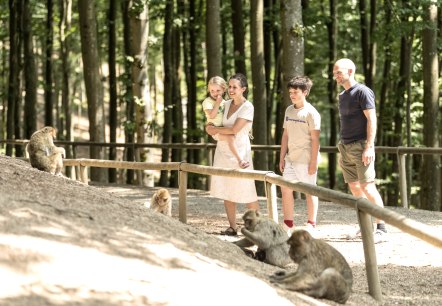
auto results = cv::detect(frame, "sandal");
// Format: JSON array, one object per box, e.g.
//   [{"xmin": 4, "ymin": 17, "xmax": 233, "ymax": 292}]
[
  {"xmin": 239, "ymin": 160, "xmax": 250, "ymax": 169},
  {"xmin": 221, "ymin": 227, "xmax": 237, "ymax": 236}
]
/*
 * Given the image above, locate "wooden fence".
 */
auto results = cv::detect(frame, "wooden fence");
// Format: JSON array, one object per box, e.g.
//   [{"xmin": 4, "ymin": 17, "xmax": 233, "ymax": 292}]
[
  {"xmin": 61, "ymin": 157, "xmax": 442, "ymax": 302},
  {"xmin": 3, "ymin": 139, "xmax": 442, "ymax": 209}
]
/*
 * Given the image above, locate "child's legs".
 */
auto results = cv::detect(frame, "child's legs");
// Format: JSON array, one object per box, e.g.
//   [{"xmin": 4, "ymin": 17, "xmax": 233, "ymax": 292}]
[
  {"xmin": 218, "ymin": 134, "xmax": 242, "ymax": 161},
  {"xmin": 305, "ymin": 194, "xmax": 318, "ymax": 223},
  {"xmin": 281, "ymin": 186, "xmax": 295, "ymax": 222}
]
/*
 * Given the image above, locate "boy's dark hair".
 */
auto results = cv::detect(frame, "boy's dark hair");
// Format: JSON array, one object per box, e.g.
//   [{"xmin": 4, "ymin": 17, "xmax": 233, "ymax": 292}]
[
  {"xmin": 287, "ymin": 76, "xmax": 313, "ymax": 96},
  {"xmin": 230, "ymin": 73, "xmax": 249, "ymax": 98}
]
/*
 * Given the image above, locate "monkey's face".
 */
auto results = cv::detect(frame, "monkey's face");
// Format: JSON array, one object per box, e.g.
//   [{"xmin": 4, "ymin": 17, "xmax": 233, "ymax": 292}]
[
  {"xmin": 287, "ymin": 230, "xmax": 311, "ymax": 262},
  {"xmin": 242, "ymin": 210, "xmax": 260, "ymax": 231},
  {"xmin": 43, "ymin": 126, "xmax": 57, "ymax": 139},
  {"xmin": 156, "ymin": 189, "xmax": 171, "ymax": 207}
]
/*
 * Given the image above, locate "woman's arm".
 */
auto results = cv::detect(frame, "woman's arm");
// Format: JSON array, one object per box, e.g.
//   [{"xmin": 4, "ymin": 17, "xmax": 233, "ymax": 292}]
[{"xmin": 208, "ymin": 117, "xmax": 250, "ymax": 135}]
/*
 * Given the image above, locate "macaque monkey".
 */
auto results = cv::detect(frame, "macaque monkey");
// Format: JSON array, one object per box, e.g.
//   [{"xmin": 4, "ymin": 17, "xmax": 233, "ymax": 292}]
[
  {"xmin": 26, "ymin": 126, "xmax": 66, "ymax": 176},
  {"xmin": 234, "ymin": 209, "xmax": 292, "ymax": 268},
  {"xmin": 270, "ymin": 229, "xmax": 353, "ymax": 304},
  {"xmin": 150, "ymin": 188, "xmax": 172, "ymax": 216}
]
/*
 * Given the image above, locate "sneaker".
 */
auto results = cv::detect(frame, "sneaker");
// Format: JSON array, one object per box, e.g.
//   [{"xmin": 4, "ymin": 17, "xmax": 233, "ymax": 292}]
[
  {"xmin": 304, "ymin": 223, "xmax": 317, "ymax": 236},
  {"xmin": 373, "ymin": 229, "xmax": 388, "ymax": 244},
  {"xmin": 346, "ymin": 228, "xmax": 362, "ymax": 240},
  {"xmin": 282, "ymin": 223, "xmax": 293, "ymax": 237}
]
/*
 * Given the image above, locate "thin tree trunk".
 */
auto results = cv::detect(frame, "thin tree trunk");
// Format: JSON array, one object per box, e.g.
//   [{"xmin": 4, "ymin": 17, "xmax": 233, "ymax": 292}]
[
  {"xmin": 159, "ymin": 0, "xmax": 173, "ymax": 186},
  {"xmin": 421, "ymin": 0, "xmax": 440, "ymax": 211},
  {"xmin": 108, "ymin": 0, "xmax": 117, "ymax": 182},
  {"xmin": 325, "ymin": 0, "xmax": 337, "ymax": 189},
  {"xmin": 129, "ymin": 1, "xmax": 150, "ymax": 185},
  {"xmin": 14, "ymin": 0, "xmax": 23, "ymax": 157},
  {"xmin": 251, "ymin": 0, "xmax": 268, "ymax": 183},
  {"xmin": 122, "ymin": 0, "xmax": 135, "ymax": 184},
  {"xmin": 206, "ymin": 0, "xmax": 222, "ymax": 79},
  {"xmin": 231, "ymin": 0, "xmax": 246, "ymax": 75},
  {"xmin": 44, "ymin": 0, "xmax": 54, "ymax": 126},
  {"xmin": 78, "ymin": 0, "xmax": 106, "ymax": 182},
  {"xmin": 358, "ymin": 0, "xmax": 369, "ymax": 84},
  {"xmin": 6, "ymin": 0, "xmax": 20, "ymax": 156},
  {"xmin": 23, "ymin": 0, "xmax": 37, "ymax": 139}
]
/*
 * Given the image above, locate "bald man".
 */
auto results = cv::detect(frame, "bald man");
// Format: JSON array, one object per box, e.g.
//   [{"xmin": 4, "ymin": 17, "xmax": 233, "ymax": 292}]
[{"xmin": 333, "ymin": 58, "xmax": 387, "ymax": 243}]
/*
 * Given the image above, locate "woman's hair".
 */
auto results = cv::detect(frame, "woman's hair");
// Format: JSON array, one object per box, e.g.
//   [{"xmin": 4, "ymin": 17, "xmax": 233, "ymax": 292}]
[
  {"xmin": 229, "ymin": 73, "xmax": 249, "ymax": 98},
  {"xmin": 207, "ymin": 76, "xmax": 227, "ymax": 92}
]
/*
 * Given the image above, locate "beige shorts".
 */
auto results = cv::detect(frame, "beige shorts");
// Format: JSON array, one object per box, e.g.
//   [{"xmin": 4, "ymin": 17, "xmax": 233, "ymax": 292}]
[
  {"xmin": 282, "ymin": 157, "xmax": 317, "ymax": 185},
  {"xmin": 338, "ymin": 140, "xmax": 375, "ymax": 183}
]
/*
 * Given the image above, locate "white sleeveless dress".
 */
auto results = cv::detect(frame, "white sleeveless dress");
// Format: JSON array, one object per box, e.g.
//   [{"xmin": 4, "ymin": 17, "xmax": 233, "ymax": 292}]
[{"xmin": 210, "ymin": 100, "xmax": 258, "ymax": 203}]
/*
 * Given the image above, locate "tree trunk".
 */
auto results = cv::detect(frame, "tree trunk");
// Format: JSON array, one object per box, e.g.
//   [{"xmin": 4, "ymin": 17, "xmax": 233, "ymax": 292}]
[
  {"xmin": 421, "ymin": 1, "xmax": 440, "ymax": 211},
  {"xmin": 129, "ymin": 1, "xmax": 151, "ymax": 185},
  {"xmin": 170, "ymin": 23, "xmax": 183, "ymax": 188},
  {"xmin": 279, "ymin": 0, "xmax": 304, "ymax": 138},
  {"xmin": 108, "ymin": 0, "xmax": 117, "ymax": 182},
  {"xmin": 206, "ymin": 0, "xmax": 222, "ymax": 79},
  {"xmin": 78, "ymin": 0, "xmax": 106, "ymax": 182},
  {"xmin": 326, "ymin": 0, "xmax": 337, "ymax": 189},
  {"xmin": 6, "ymin": 0, "xmax": 20, "ymax": 156},
  {"xmin": 44, "ymin": 0, "xmax": 54, "ymax": 126},
  {"xmin": 122, "ymin": 0, "xmax": 135, "ymax": 184},
  {"xmin": 358, "ymin": 0, "xmax": 369, "ymax": 85},
  {"xmin": 231, "ymin": 0, "xmax": 246, "ymax": 75},
  {"xmin": 23, "ymin": 0, "xmax": 37, "ymax": 139},
  {"xmin": 14, "ymin": 0, "xmax": 23, "ymax": 157},
  {"xmin": 251, "ymin": 0, "xmax": 268, "ymax": 183},
  {"xmin": 159, "ymin": 0, "xmax": 173, "ymax": 186},
  {"xmin": 59, "ymin": 0, "xmax": 73, "ymax": 177}
]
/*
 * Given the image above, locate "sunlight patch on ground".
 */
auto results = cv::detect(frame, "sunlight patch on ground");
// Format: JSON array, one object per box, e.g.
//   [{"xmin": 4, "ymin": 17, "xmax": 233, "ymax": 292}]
[{"xmin": 0, "ymin": 234, "xmax": 293, "ymax": 305}]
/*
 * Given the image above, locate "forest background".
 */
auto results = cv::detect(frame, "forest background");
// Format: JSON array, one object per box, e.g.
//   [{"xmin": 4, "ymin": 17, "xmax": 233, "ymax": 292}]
[{"xmin": 0, "ymin": 0, "xmax": 441, "ymax": 211}]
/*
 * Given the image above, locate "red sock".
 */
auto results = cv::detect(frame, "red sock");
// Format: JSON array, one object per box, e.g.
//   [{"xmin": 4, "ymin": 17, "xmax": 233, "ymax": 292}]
[
  {"xmin": 307, "ymin": 220, "xmax": 316, "ymax": 228},
  {"xmin": 284, "ymin": 220, "xmax": 293, "ymax": 228}
]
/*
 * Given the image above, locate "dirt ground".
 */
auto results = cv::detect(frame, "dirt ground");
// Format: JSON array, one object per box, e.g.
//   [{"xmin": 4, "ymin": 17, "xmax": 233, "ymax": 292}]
[{"xmin": 0, "ymin": 155, "xmax": 441, "ymax": 306}]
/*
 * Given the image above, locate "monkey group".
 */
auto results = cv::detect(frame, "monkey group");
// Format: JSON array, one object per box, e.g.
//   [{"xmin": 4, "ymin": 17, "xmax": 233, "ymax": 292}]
[
  {"xmin": 26, "ymin": 126, "xmax": 66, "ymax": 176},
  {"xmin": 234, "ymin": 209, "xmax": 353, "ymax": 304},
  {"xmin": 149, "ymin": 188, "xmax": 172, "ymax": 216}
]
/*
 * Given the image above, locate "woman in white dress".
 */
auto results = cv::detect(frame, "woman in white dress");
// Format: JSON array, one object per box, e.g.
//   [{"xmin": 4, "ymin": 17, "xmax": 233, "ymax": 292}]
[{"xmin": 206, "ymin": 73, "xmax": 259, "ymax": 235}]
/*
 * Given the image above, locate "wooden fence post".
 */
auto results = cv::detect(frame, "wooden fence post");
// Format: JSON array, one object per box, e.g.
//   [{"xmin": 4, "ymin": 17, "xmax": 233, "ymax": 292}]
[
  {"xmin": 398, "ymin": 150, "xmax": 408, "ymax": 208},
  {"xmin": 357, "ymin": 200, "xmax": 382, "ymax": 302},
  {"xmin": 178, "ymin": 167, "xmax": 188, "ymax": 223}
]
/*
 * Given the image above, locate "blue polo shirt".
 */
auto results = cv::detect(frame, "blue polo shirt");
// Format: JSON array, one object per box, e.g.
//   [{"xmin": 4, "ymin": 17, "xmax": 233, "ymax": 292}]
[{"xmin": 338, "ymin": 83, "xmax": 375, "ymax": 144}]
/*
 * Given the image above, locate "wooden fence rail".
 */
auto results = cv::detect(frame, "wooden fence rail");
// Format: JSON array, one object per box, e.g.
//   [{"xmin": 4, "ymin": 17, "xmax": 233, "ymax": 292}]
[
  {"xmin": 3, "ymin": 139, "xmax": 442, "ymax": 209},
  {"xmin": 62, "ymin": 157, "xmax": 442, "ymax": 302}
]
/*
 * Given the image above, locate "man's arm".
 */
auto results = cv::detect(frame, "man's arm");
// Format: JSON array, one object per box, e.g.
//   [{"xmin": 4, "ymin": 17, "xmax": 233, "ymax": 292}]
[{"xmin": 362, "ymin": 108, "xmax": 377, "ymax": 165}]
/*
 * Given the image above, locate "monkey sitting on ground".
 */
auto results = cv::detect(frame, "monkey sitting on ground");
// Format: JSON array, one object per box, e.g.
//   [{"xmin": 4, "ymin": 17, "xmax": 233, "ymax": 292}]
[
  {"xmin": 270, "ymin": 229, "xmax": 353, "ymax": 304},
  {"xmin": 26, "ymin": 126, "xmax": 66, "ymax": 176},
  {"xmin": 234, "ymin": 209, "xmax": 292, "ymax": 268},
  {"xmin": 149, "ymin": 188, "xmax": 172, "ymax": 216}
]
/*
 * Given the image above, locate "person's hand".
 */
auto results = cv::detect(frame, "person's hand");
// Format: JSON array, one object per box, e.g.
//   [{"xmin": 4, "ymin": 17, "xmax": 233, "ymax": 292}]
[
  {"xmin": 308, "ymin": 161, "xmax": 317, "ymax": 175},
  {"xmin": 215, "ymin": 94, "xmax": 223, "ymax": 105},
  {"xmin": 206, "ymin": 124, "xmax": 216, "ymax": 135},
  {"xmin": 279, "ymin": 159, "xmax": 285, "ymax": 174},
  {"xmin": 362, "ymin": 146, "xmax": 375, "ymax": 166}
]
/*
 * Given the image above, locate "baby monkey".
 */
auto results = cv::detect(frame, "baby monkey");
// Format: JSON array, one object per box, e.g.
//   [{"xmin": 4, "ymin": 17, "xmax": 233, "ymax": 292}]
[
  {"xmin": 150, "ymin": 188, "xmax": 172, "ymax": 216},
  {"xmin": 26, "ymin": 126, "xmax": 66, "ymax": 176}
]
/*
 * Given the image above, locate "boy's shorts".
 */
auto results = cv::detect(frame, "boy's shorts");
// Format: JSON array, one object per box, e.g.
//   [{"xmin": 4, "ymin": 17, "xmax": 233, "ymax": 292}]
[
  {"xmin": 282, "ymin": 157, "xmax": 317, "ymax": 185},
  {"xmin": 337, "ymin": 140, "xmax": 376, "ymax": 183}
]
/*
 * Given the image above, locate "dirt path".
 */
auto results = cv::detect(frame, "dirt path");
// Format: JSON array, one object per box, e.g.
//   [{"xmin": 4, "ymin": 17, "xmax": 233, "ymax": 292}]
[{"xmin": 0, "ymin": 155, "xmax": 441, "ymax": 306}]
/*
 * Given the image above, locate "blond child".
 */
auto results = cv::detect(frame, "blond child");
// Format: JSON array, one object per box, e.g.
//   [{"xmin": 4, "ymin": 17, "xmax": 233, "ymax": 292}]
[{"xmin": 202, "ymin": 76, "xmax": 249, "ymax": 168}]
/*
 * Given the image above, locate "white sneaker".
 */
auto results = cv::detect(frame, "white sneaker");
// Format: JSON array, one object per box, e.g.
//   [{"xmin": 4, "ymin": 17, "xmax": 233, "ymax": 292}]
[
  {"xmin": 282, "ymin": 223, "xmax": 293, "ymax": 237},
  {"xmin": 346, "ymin": 228, "xmax": 362, "ymax": 240},
  {"xmin": 304, "ymin": 223, "xmax": 317, "ymax": 236},
  {"xmin": 373, "ymin": 229, "xmax": 388, "ymax": 244}
]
